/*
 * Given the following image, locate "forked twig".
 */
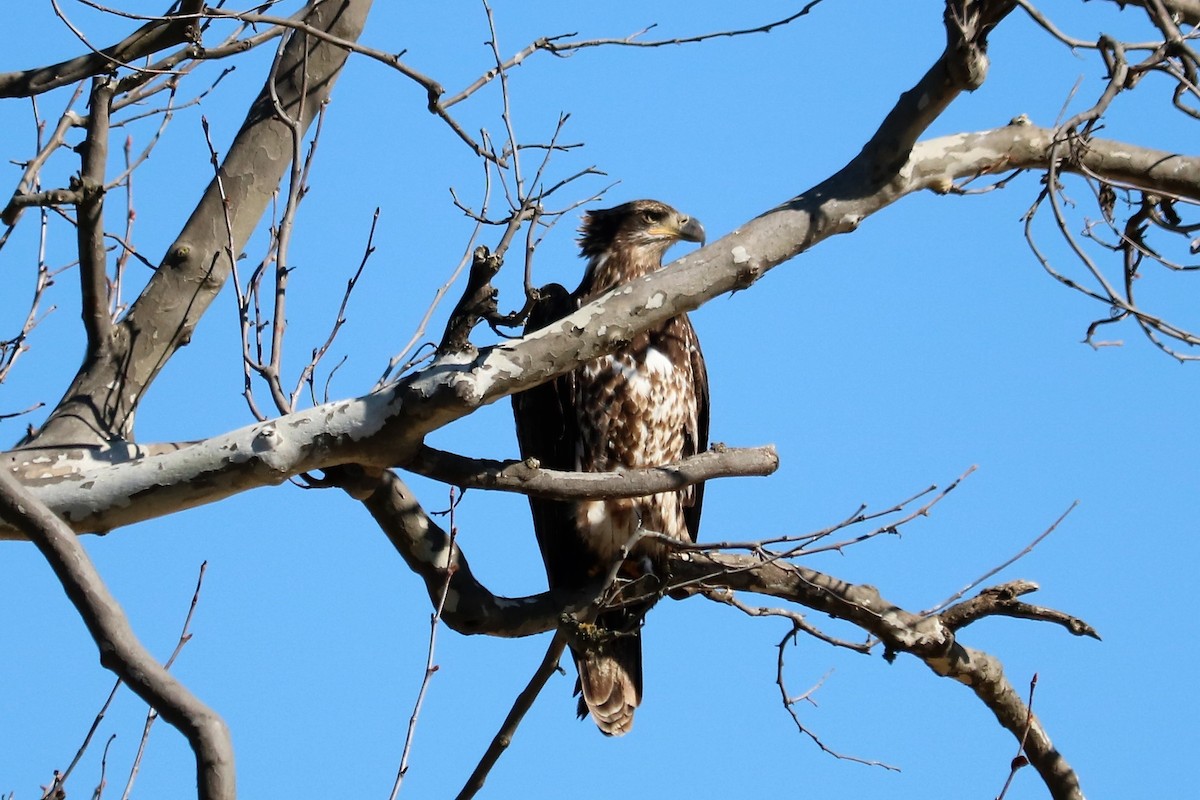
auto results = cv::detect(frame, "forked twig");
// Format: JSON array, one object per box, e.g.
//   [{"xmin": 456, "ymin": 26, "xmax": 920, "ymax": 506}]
[{"xmin": 775, "ymin": 626, "xmax": 899, "ymax": 771}]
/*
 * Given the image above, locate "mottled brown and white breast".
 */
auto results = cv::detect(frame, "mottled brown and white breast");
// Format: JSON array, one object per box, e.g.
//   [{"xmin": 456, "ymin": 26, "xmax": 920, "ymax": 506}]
[{"xmin": 573, "ymin": 318, "xmax": 700, "ymax": 565}]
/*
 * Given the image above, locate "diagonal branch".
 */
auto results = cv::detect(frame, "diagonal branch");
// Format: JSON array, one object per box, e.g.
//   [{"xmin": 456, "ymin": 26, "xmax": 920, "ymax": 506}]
[
  {"xmin": 669, "ymin": 553, "xmax": 1087, "ymax": 800},
  {"xmin": 455, "ymin": 630, "xmax": 569, "ymax": 800},
  {"xmin": 0, "ymin": 0, "xmax": 203, "ymax": 98},
  {"xmin": 4, "ymin": 116, "xmax": 1196, "ymax": 541}
]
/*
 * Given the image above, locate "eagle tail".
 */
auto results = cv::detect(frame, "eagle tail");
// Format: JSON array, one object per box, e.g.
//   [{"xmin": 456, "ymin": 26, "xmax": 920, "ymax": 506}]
[{"xmin": 572, "ymin": 628, "xmax": 642, "ymax": 737}]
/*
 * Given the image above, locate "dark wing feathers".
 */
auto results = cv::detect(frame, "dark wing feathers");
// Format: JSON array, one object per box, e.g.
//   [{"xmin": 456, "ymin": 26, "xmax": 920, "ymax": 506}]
[
  {"xmin": 682, "ymin": 316, "xmax": 709, "ymax": 543},
  {"xmin": 512, "ymin": 283, "xmax": 592, "ymax": 590}
]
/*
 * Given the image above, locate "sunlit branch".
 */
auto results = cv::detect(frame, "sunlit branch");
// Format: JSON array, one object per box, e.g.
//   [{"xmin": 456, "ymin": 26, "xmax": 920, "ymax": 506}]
[{"xmin": 407, "ymin": 443, "xmax": 778, "ymax": 498}]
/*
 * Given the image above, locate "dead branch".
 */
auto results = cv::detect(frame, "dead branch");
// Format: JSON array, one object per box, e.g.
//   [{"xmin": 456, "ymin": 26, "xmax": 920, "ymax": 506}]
[
  {"xmin": 669, "ymin": 552, "xmax": 1088, "ymax": 800},
  {"xmin": 941, "ymin": 581, "xmax": 1101, "ymax": 639},
  {"xmin": 408, "ymin": 443, "xmax": 778, "ymax": 498},
  {"xmin": 438, "ymin": 246, "xmax": 504, "ymax": 356}
]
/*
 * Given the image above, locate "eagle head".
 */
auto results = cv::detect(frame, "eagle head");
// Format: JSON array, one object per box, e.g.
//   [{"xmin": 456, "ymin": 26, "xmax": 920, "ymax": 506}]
[{"xmin": 578, "ymin": 199, "xmax": 705, "ymax": 260}]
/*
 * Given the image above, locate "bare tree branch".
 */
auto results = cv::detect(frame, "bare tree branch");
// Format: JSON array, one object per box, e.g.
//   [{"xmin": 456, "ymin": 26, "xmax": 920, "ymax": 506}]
[
  {"xmin": 26, "ymin": 0, "xmax": 373, "ymax": 447},
  {"xmin": 389, "ymin": 493, "xmax": 458, "ymax": 799},
  {"xmin": 454, "ymin": 631, "xmax": 569, "ymax": 800},
  {"xmin": 408, "ymin": 443, "xmax": 778, "ymax": 498},
  {"xmin": 442, "ymin": 3, "xmax": 825, "ymax": 109},
  {"xmin": 0, "ymin": 1, "xmax": 203, "ymax": 98},
  {"xmin": 0, "ymin": 468, "xmax": 233, "ymax": 800},
  {"xmin": 2, "ymin": 82, "xmax": 86, "ymax": 227},
  {"xmin": 669, "ymin": 552, "xmax": 1087, "ymax": 800},
  {"xmin": 120, "ymin": 561, "xmax": 209, "ymax": 800},
  {"xmin": 14, "ymin": 114, "xmax": 1196, "ymax": 540},
  {"xmin": 941, "ymin": 581, "xmax": 1102, "ymax": 638}
]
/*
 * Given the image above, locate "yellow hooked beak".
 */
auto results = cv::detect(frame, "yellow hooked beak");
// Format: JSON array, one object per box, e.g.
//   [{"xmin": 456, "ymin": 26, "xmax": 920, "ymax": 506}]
[{"xmin": 649, "ymin": 214, "xmax": 705, "ymax": 246}]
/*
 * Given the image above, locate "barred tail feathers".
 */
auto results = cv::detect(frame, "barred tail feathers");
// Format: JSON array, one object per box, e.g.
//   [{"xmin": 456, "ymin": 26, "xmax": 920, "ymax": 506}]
[{"xmin": 572, "ymin": 630, "xmax": 642, "ymax": 737}]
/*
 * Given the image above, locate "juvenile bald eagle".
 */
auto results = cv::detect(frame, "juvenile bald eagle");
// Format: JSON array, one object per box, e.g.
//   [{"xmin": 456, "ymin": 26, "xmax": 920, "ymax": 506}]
[{"xmin": 512, "ymin": 200, "xmax": 709, "ymax": 736}]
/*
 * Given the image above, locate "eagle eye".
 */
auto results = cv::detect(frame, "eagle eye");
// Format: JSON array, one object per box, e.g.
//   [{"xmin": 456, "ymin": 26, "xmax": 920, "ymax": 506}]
[{"xmin": 642, "ymin": 208, "xmax": 666, "ymax": 225}]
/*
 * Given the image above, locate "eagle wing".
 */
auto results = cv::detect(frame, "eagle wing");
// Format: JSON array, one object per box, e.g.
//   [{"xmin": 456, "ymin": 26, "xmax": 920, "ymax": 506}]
[
  {"xmin": 511, "ymin": 283, "xmax": 593, "ymax": 591},
  {"xmin": 512, "ymin": 283, "xmax": 646, "ymax": 735},
  {"xmin": 680, "ymin": 315, "xmax": 709, "ymax": 543}
]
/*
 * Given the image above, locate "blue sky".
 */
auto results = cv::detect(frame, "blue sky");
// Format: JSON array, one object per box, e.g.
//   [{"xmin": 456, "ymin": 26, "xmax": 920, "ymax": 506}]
[{"xmin": 2, "ymin": 2, "xmax": 1197, "ymax": 798}]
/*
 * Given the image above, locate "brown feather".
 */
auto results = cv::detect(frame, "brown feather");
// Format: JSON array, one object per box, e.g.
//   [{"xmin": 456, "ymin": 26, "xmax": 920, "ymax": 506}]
[{"xmin": 513, "ymin": 200, "xmax": 708, "ymax": 736}]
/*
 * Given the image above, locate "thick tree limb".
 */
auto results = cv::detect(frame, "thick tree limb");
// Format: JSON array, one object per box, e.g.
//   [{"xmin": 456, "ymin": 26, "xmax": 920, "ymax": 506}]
[
  {"xmin": 335, "ymin": 468, "xmax": 1091, "ymax": 800},
  {"xmin": 407, "ymin": 443, "xmax": 778, "ymax": 498},
  {"xmin": 5, "ymin": 121, "xmax": 1193, "ymax": 538},
  {"xmin": 0, "ymin": 467, "xmax": 234, "ymax": 800},
  {"xmin": 331, "ymin": 466, "xmax": 578, "ymax": 638},
  {"xmin": 11, "ymin": 0, "xmax": 1164, "ymax": 541}
]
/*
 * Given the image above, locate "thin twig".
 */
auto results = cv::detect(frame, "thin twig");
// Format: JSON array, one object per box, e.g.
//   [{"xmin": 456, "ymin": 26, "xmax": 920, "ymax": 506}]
[
  {"xmin": 925, "ymin": 500, "xmax": 1078, "ymax": 615},
  {"xmin": 120, "ymin": 562, "xmax": 209, "ymax": 800},
  {"xmin": 774, "ymin": 627, "xmax": 899, "ymax": 770},
  {"xmin": 389, "ymin": 490, "xmax": 460, "ymax": 799},
  {"xmin": 296, "ymin": 206, "xmax": 378, "ymax": 408},
  {"xmin": 454, "ymin": 630, "xmax": 569, "ymax": 800},
  {"xmin": 995, "ymin": 674, "xmax": 1038, "ymax": 800}
]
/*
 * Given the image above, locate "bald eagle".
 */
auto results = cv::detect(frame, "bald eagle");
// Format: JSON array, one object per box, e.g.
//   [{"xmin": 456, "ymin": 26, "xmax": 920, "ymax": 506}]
[{"xmin": 512, "ymin": 200, "xmax": 709, "ymax": 736}]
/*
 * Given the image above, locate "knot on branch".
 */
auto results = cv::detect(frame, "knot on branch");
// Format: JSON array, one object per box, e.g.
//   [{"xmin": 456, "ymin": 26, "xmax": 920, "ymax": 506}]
[{"xmin": 437, "ymin": 246, "xmax": 503, "ymax": 356}]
